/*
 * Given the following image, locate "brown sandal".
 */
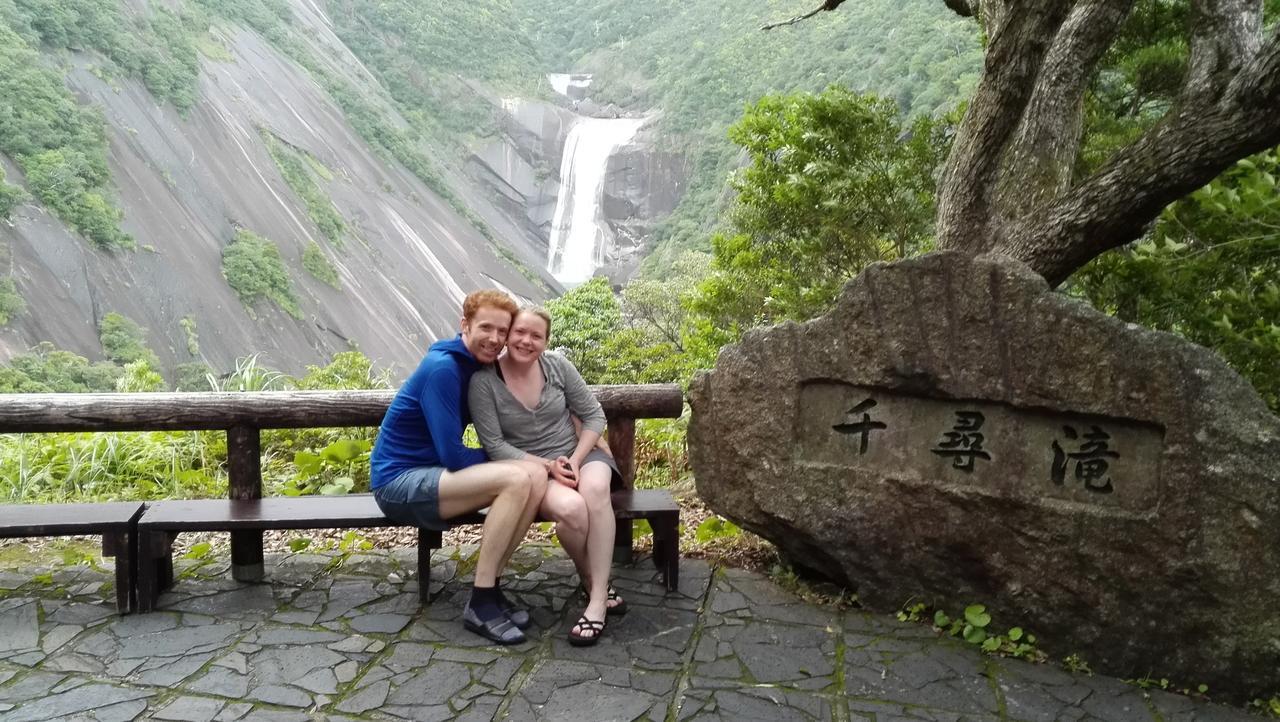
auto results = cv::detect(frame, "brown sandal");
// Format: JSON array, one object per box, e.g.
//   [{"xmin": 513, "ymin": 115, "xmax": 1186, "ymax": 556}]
[{"xmin": 568, "ymin": 614, "xmax": 606, "ymax": 647}]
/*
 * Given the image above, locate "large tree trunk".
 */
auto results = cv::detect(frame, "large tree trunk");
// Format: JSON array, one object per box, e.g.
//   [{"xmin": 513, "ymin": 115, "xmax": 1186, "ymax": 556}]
[{"xmin": 932, "ymin": 0, "xmax": 1280, "ymax": 286}]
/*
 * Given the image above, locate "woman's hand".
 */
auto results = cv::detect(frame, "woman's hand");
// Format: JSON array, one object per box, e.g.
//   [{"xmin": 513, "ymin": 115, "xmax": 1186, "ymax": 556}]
[{"xmin": 550, "ymin": 455, "xmax": 579, "ymax": 488}]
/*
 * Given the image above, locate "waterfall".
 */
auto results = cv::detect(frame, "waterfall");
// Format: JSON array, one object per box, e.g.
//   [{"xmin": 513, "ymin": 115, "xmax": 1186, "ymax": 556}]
[{"xmin": 546, "ymin": 116, "xmax": 645, "ymax": 285}]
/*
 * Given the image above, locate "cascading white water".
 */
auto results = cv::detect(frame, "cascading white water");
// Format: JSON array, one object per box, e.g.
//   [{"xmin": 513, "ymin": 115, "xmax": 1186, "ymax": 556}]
[{"xmin": 546, "ymin": 116, "xmax": 645, "ymax": 285}]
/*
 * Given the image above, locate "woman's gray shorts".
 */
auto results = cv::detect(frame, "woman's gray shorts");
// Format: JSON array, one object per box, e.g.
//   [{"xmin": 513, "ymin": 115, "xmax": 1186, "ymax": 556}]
[{"xmin": 373, "ymin": 466, "xmax": 449, "ymax": 531}]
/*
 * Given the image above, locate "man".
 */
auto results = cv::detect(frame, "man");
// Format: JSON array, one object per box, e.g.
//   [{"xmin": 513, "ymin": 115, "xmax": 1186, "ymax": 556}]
[{"xmin": 371, "ymin": 289, "xmax": 549, "ymax": 644}]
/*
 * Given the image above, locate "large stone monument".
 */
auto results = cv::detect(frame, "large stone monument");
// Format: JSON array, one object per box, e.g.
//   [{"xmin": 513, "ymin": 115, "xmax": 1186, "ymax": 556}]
[{"xmin": 688, "ymin": 252, "xmax": 1280, "ymax": 700}]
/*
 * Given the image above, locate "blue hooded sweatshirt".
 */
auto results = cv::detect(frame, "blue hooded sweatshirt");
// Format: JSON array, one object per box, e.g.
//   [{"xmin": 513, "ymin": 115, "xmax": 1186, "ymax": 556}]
[{"xmin": 370, "ymin": 335, "xmax": 488, "ymax": 489}]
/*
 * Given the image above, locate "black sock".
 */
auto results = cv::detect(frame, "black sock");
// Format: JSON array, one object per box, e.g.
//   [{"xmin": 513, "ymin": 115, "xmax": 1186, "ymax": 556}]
[{"xmin": 469, "ymin": 585, "xmax": 502, "ymax": 620}]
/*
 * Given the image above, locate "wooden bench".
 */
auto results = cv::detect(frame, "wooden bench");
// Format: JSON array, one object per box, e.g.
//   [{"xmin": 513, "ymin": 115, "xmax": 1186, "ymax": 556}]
[
  {"xmin": 136, "ymin": 490, "xmax": 679, "ymax": 612},
  {"xmin": 0, "ymin": 386, "xmax": 684, "ymax": 615},
  {"xmin": 0, "ymin": 501, "xmax": 145, "ymax": 613}
]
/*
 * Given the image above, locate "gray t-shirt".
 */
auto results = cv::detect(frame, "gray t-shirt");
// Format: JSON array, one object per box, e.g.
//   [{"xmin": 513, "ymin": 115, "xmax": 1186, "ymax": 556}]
[{"xmin": 468, "ymin": 351, "xmax": 606, "ymax": 461}]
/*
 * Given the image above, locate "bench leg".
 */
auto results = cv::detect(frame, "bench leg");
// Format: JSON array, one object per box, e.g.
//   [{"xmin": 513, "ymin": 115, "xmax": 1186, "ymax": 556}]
[
  {"xmin": 159, "ymin": 532, "xmax": 176, "ymax": 591},
  {"xmin": 652, "ymin": 515, "xmax": 679, "ymax": 592},
  {"xmin": 231, "ymin": 530, "xmax": 264, "ymax": 582},
  {"xmin": 613, "ymin": 518, "xmax": 634, "ymax": 564},
  {"xmin": 102, "ymin": 532, "xmax": 133, "ymax": 614},
  {"xmin": 418, "ymin": 528, "xmax": 442, "ymax": 603},
  {"xmin": 136, "ymin": 531, "xmax": 166, "ymax": 613}
]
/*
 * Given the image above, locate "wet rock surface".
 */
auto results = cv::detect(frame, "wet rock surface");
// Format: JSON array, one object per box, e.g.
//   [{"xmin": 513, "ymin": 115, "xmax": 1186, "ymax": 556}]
[{"xmin": 0, "ymin": 544, "xmax": 1258, "ymax": 720}]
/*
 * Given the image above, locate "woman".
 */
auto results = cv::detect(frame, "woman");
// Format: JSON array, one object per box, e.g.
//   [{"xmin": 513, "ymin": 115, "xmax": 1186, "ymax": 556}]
[{"xmin": 468, "ymin": 307, "xmax": 624, "ymax": 646}]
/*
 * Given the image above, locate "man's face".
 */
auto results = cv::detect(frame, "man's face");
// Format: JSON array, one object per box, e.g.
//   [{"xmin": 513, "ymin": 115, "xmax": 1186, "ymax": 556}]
[{"xmin": 460, "ymin": 305, "xmax": 511, "ymax": 363}]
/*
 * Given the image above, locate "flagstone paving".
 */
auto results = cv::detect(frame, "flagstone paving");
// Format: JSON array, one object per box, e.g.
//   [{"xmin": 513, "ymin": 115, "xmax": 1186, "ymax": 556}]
[{"xmin": 0, "ymin": 544, "xmax": 1260, "ymax": 721}]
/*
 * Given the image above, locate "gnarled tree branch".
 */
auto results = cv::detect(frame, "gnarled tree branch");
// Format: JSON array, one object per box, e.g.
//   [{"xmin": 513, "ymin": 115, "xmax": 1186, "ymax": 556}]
[
  {"xmin": 1004, "ymin": 25, "xmax": 1280, "ymax": 286},
  {"xmin": 1185, "ymin": 0, "xmax": 1262, "ymax": 104},
  {"xmin": 942, "ymin": 0, "xmax": 980, "ymax": 18},
  {"xmin": 935, "ymin": 0, "xmax": 1074, "ymax": 251},
  {"xmin": 993, "ymin": 0, "xmax": 1135, "ymax": 221},
  {"xmin": 761, "ymin": 0, "xmax": 850, "ymax": 31}
]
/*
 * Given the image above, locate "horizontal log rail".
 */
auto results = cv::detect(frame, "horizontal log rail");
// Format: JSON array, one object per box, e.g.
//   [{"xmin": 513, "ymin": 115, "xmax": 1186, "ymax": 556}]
[
  {"xmin": 0, "ymin": 384, "xmax": 685, "ymax": 581},
  {"xmin": 0, "ymin": 385, "xmax": 684, "ymax": 433}
]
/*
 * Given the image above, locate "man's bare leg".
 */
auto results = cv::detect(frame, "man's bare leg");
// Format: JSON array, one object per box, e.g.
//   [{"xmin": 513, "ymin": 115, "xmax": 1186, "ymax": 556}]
[
  {"xmin": 437, "ymin": 462, "xmax": 533, "ymax": 587},
  {"xmin": 495, "ymin": 460, "xmax": 549, "ymax": 570}
]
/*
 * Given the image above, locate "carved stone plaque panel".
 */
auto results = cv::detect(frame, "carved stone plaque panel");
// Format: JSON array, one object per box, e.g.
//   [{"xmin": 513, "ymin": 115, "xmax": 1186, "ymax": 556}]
[{"xmin": 794, "ymin": 383, "xmax": 1163, "ymax": 515}]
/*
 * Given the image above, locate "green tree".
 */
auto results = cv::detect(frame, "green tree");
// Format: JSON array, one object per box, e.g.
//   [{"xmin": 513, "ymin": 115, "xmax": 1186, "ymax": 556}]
[
  {"xmin": 293, "ymin": 351, "xmax": 391, "ymax": 390},
  {"xmin": 690, "ymin": 88, "xmax": 949, "ymax": 331},
  {"xmin": 8, "ymin": 342, "xmax": 121, "ymax": 392},
  {"xmin": 173, "ymin": 361, "xmax": 213, "ymax": 391},
  {"xmin": 1072, "ymin": 149, "xmax": 1280, "ymax": 411},
  {"xmin": 544, "ymin": 277, "xmax": 623, "ymax": 384}
]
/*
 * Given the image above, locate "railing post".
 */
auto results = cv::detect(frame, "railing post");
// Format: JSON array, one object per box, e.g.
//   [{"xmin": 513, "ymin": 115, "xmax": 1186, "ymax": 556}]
[
  {"xmin": 227, "ymin": 425, "xmax": 264, "ymax": 581},
  {"xmin": 609, "ymin": 416, "xmax": 636, "ymax": 564}
]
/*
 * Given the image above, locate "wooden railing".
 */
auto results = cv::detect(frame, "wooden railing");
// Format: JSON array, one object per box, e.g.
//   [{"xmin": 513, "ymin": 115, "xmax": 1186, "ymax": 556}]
[{"xmin": 0, "ymin": 385, "xmax": 684, "ymax": 580}]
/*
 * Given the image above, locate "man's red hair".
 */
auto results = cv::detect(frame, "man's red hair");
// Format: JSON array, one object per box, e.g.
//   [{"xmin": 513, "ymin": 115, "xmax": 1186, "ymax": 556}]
[{"xmin": 462, "ymin": 289, "xmax": 517, "ymax": 321}]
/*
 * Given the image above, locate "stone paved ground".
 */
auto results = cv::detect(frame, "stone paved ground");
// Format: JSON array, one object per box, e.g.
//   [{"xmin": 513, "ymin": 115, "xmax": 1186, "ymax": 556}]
[{"xmin": 0, "ymin": 544, "xmax": 1260, "ymax": 721}]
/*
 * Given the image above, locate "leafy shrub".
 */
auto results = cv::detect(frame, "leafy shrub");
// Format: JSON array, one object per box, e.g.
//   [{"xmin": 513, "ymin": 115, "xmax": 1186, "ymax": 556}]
[
  {"xmin": 293, "ymin": 351, "xmax": 391, "ymax": 390},
  {"xmin": 0, "ymin": 277, "xmax": 25, "ymax": 325},
  {"xmin": 262, "ymin": 133, "xmax": 346, "ymax": 246},
  {"xmin": 23, "ymin": 149, "xmax": 133, "ymax": 250},
  {"xmin": 179, "ymin": 315, "xmax": 199, "ymax": 356},
  {"xmin": 115, "ymin": 359, "xmax": 165, "ymax": 392},
  {"xmin": 98, "ymin": 312, "xmax": 159, "ymax": 367},
  {"xmin": 5, "ymin": 342, "xmax": 122, "ymax": 392},
  {"xmin": 0, "ymin": 23, "xmax": 133, "ymax": 248},
  {"xmin": 302, "ymin": 242, "xmax": 340, "ymax": 288},
  {"xmin": 0, "ymin": 168, "xmax": 25, "ymax": 219},
  {"xmin": 221, "ymin": 229, "xmax": 302, "ymax": 318},
  {"xmin": 173, "ymin": 361, "xmax": 213, "ymax": 391}
]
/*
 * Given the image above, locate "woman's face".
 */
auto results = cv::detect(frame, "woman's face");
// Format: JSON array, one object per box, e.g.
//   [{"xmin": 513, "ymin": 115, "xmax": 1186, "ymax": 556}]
[{"xmin": 505, "ymin": 311, "xmax": 548, "ymax": 364}]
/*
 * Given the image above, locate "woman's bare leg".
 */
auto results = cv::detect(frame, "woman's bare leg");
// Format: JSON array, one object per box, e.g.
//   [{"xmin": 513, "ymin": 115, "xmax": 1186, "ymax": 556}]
[
  {"xmin": 578, "ymin": 462, "xmax": 616, "ymax": 621},
  {"xmin": 541, "ymin": 482, "xmax": 589, "ymax": 578}
]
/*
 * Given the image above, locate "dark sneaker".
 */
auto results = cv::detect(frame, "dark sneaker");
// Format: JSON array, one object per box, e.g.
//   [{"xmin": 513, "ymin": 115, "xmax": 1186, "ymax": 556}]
[
  {"xmin": 463, "ymin": 604, "xmax": 526, "ymax": 645},
  {"xmin": 498, "ymin": 591, "xmax": 532, "ymax": 629}
]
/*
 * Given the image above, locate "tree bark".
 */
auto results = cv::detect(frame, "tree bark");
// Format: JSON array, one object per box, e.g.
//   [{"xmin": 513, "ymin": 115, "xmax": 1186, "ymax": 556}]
[
  {"xmin": 935, "ymin": 1, "xmax": 1074, "ymax": 250},
  {"xmin": 933, "ymin": 0, "xmax": 1279, "ymax": 285},
  {"xmin": 992, "ymin": 0, "xmax": 1134, "ymax": 220},
  {"xmin": 1005, "ymin": 27, "xmax": 1280, "ymax": 285}
]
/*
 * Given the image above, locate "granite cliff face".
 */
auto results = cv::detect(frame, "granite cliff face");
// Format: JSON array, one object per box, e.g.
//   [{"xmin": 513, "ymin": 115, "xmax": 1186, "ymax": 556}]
[{"xmin": 0, "ymin": 2, "xmax": 685, "ymax": 379}]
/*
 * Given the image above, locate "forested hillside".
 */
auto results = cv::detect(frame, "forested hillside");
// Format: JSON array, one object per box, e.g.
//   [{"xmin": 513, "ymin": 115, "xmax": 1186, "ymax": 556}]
[
  {"xmin": 313, "ymin": 0, "xmax": 980, "ymax": 272},
  {"xmin": 518, "ymin": 0, "xmax": 981, "ymax": 269}
]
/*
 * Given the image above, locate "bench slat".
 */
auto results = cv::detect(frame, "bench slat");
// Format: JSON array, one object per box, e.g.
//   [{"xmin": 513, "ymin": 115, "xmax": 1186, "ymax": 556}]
[
  {"xmin": 611, "ymin": 490, "xmax": 679, "ymax": 519},
  {"xmin": 139, "ymin": 496, "xmax": 394, "ymax": 531},
  {"xmin": 0, "ymin": 502, "xmax": 145, "ymax": 537},
  {"xmin": 138, "ymin": 491, "xmax": 680, "ymax": 531}
]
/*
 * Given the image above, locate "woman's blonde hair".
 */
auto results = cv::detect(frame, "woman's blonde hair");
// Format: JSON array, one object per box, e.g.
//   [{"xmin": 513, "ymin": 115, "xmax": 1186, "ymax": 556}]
[{"xmin": 518, "ymin": 305, "xmax": 552, "ymax": 337}]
